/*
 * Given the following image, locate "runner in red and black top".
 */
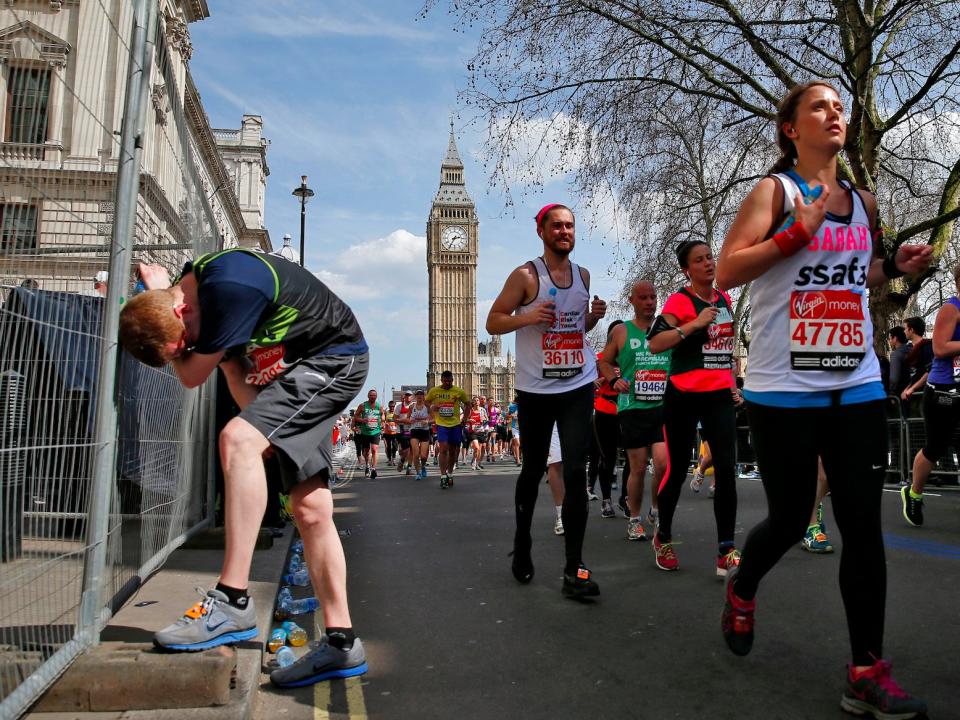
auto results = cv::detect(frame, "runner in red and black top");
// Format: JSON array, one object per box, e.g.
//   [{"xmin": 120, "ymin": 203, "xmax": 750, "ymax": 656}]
[
  {"xmin": 587, "ymin": 329, "xmax": 622, "ymax": 518},
  {"xmin": 647, "ymin": 240, "xmax": 739, "ymax": 575},
  {"xmin": 465, "ymin": 397, "xmax": 489, "ymax": 470},
  {"xmin": 395, "ymin": 391, "xmax": 414, "ymax": 475}
]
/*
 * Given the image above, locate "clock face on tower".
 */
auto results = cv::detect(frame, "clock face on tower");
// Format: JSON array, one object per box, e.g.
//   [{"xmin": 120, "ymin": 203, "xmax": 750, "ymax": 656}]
[{"xmin": 440, "ymin": 225, "xmax": 468, "ymax": 251}]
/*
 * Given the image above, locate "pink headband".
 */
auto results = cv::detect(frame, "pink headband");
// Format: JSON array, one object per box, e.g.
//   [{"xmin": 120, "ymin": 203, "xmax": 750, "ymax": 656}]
[{"xmin": 535, "ymin": 203, "xmax": 562, "ymax": 227}]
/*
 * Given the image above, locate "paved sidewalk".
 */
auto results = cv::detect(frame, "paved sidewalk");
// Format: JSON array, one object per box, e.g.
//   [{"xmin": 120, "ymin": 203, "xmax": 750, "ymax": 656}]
[{"xmin": 25, "ymin": 525, "xmax": 290, "ymax": 719}]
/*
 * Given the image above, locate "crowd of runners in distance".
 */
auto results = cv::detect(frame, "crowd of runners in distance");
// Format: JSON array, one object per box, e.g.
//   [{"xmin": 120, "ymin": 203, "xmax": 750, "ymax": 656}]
[
  {"xmin": 343, "ymin": 387, "xmax": 522, "ymax": 485},
  {"xmin": 116, "ymin": 79, "xmax": 950, "ymax": 718}
]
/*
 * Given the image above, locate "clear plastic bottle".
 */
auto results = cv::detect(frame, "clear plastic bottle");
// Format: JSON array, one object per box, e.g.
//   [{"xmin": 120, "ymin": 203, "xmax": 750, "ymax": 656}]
[
  {"xmin": 291, "ymin": 539, "xmax": 304, "ymax": 554},
  {"xmin": 267, "ymin": 627, "xmax": 288, "ymax": 653},
  {"xmin": 281, "ymin": 621, "xmax": 308, "ymax": 646},
  {"xmin": 287, "ymin": 597, "xmax": 320, "ymax": 615},
  {"xmin": 275, "ymin": 645, "xmax": 296, "ymax": 668},
  {"xmin": 287, "ymin": 553, "xmax": 303, "ymax": 574},
  {"xmin": 281, "ymin": 569, "xmax": 310, "ymax": 587},
  {"xmin": 274, "ymin": 586, "xmax": 293, "ymax": 621}
]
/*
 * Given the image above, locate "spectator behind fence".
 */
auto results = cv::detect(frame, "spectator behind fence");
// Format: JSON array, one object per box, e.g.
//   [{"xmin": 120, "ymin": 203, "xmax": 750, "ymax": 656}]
[
  {"xmin": 888, "ymin": 326, "xmax": 910, "ymax": 397},
  {"xmin": 901, "ymin": 264, "xmax": 960, "ymax": 528},
  {"xmin": 901, "ymin": 317, "xmax": 933, "ymax": 416}
]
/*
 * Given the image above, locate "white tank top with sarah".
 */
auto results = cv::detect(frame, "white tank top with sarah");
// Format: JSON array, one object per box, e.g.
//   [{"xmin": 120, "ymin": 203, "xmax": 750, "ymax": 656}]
[
  {"xmin": 515, "ymin": 257, "xmax": 597, "ymax": 394},
  {"xmin": 745, "ymin": 172, "xmax": 880, "ymax": 393}
]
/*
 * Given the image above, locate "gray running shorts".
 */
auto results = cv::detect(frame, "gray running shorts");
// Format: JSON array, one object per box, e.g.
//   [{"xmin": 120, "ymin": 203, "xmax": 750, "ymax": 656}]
[{"xmin": 240, "ymin": 353, "xmax": 369, "ymax": 490}]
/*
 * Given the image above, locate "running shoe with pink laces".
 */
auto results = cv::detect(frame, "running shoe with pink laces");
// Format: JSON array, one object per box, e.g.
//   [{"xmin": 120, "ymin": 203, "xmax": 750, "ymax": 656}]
[
  {"xmin": 840, "ymin": 659, "xmax": 927, "ymax": 719},
  {"xmin": 653, "ymin": 534, "xmax": 679, "ymax": 571}
]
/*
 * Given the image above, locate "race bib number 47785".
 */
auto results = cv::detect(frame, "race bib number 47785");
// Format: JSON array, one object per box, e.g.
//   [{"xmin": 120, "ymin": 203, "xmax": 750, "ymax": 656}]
[{"xmin": 790, "ymin": 290, "xmax": 866, "ymax": 371}]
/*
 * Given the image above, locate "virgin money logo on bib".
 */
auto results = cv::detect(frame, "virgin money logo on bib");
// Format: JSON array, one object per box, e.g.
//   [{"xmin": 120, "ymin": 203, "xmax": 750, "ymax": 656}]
[
  {"xmin": 250, "ymin": 344, "xmax": 284, "ymax": 370},
  {"xmin": 792, "ymin": 292, "xmax": 827, "ymax": 320},
  {"xmin": 542, "ymin": 333, "xmax": 583, "ymax": 350},
  {"xmin": 246, "ymin": 344, "xmax": 290, "ymax": 385}
]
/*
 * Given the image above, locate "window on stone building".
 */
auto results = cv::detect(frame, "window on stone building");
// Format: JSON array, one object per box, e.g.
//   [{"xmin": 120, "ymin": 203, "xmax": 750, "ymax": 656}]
[
  {"xmin": 4, "ymin": 66, "xmax": 50, "ymax": 144},
  {"xmin": 0, "ymin": 204, "xmax": 39, "ymax": 250}
]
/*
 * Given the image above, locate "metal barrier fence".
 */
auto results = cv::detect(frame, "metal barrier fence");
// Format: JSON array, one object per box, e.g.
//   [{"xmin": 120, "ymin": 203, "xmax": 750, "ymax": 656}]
[
  {"xmin": 0, "ymin": 1, "xmax": 223, "ymax": 716},
  {"xmin": 694, "ymin": 397, "xmax": 960, "ymax": 489}
]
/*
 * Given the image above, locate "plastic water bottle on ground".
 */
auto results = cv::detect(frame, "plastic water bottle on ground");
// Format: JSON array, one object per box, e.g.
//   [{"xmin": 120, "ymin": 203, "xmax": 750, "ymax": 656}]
[
  {"xmin": 287, "ymin": 553, "xmax": 303, "ymax": 573},
  {"xmin": 274, "ymin": 586, "xmax": 294, "ymax": 621},
  {"xmin": 282, "ymin": 621, "xmax": 308, "ymax": 646},
  {"xmin": 275, "ymin": 646, "xmax": 296, "ymax": 668},
  {"xmin": 291, "ymin": 539, "xmax": 304, "ymax": 554},
  {"xmin": 267, "ymin": 627, "xmax": 288, "ymax": 653},
  {"xmin": 287, "ymin": 597, "xmax": 320, "ymax": 615},
  {"xmin": 281, "ymin": 569, "xmax": 310, "ymax": 586}
]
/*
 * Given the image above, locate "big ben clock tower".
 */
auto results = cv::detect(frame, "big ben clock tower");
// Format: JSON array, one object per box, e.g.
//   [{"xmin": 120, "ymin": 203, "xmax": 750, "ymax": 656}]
[{"xmin": 426, "ymin": 121, "xmax": 479, "ymax": 395}]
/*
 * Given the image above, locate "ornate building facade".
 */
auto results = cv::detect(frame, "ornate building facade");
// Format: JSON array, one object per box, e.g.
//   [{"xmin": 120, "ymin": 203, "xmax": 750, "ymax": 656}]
[
  {"xmin": 425, "ymin": 122, "xmax": 514, "ymax": 400},
  {"xmin": 0, "ymin": 0, "xmax": 270, "ymax": 292},
  {"xmin": 476, "ymin": 334, "xmax": 515, "ymax": 403}
]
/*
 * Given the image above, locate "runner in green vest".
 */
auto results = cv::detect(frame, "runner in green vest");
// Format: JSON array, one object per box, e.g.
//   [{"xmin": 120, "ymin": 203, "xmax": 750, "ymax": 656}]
[
  {"xmin": 354, "ymin": 389, "xmax": 385, "ymax": 479},
  {"xmin": 598, "ymin": 280, "xmax": 670, "ymax": 541}
]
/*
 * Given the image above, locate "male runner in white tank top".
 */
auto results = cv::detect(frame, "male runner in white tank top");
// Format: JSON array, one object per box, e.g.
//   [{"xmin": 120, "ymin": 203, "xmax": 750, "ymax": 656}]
[{"xmin": 487, "ymin": 203, "xmax": 607, "ymax": 598}]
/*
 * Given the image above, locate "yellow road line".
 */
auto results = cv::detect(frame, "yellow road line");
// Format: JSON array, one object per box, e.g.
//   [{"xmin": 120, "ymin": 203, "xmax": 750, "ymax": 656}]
[
  {"xmin": 313, "ymin": 675, "xmax": 368, "ymax": 719},
  {"xmin": 345, "ymin": 676, "xmax": 369, "ymax": 719},
  {"xmin": 314, "ymin": 682, "xmax": 330, "ymax": 719}
]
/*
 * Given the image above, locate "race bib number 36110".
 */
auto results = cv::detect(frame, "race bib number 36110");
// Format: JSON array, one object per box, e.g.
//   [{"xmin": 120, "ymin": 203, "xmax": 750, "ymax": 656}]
[
  {"xmin": 541, "ymin": 332, "xmax": 585, "ymax": 379},
  {"xmin": 790, "ymin": 290, "xmax": 866, "ymax": 371}
]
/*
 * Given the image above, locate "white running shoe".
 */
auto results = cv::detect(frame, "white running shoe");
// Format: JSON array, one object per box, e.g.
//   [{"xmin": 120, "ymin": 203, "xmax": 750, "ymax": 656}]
[
  {"xmin": 554, "ymin": 516, "xmax": 564, "ymax": 535},
  {"xmin": 690, "ymin": 470, "xmax": 704, "ymax": 493},
  {"xmin": 627, "ymin": 518, "xmax": 647, "ymax": 541}
]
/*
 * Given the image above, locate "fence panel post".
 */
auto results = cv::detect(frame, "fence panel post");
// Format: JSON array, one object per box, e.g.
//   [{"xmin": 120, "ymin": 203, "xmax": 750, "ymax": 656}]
[{"xmin": 77, "ymin": 0, "xmax": 158, "ymax": 645}]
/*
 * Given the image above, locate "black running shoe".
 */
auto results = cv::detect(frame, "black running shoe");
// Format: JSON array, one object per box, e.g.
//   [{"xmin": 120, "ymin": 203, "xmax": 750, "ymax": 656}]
[
  {"xmin": 900, "ymin": 486, "xmax": 923, "ymax": 526},
  {"xmin": 562, "ymin": 565, "xmax": 600, "ymax": 598},
  {"xmin": 840, "ymin": 659, "xmax": 927, "ymax": 719},
  {"xmin": 510, "ymin": 546, "xmax": 534, "ymax": 584},
  {"xmin": 616, "ymin": 498, "xmax": 629, "ymax": 518},
  {"xmin": 721, "ymin": 567, "xmax": 755, "ymax": 656}
]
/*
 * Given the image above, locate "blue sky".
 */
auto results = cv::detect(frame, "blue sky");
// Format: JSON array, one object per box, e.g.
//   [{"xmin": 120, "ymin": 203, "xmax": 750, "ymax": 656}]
[{"xmin": 190, "ymin": 0, "xmax": 627, "ymax": 402}]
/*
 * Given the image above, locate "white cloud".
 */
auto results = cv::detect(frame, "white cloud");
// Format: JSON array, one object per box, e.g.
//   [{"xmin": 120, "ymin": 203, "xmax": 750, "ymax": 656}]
[
  {"xmin": 314, "ymin": 229, "xmax": 426, "ymax": 302},
  {"xmin": 311, "ymin": 227, "xmax": 432, "ymax": 400},
  {"xmin": 214, "ymin": 1, "xmax": 435, "ymax": 42},
  {"xmin": 336, "ymin": 229, "xmax": 425, "ymax": 271},
  {"xmin": 246, "ymin": 14, "xmax": 435, "ymax": 41},
  {"xmin": 476, "ymin": 298, "xmax": 494, "ymax": 337}
]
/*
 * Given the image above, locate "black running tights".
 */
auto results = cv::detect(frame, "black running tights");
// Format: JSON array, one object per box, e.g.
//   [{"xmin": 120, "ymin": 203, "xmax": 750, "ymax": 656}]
[
  {"xmin": 735, "ymin": 399, "xmax": 887, "ymax": 665},
  {"xmin": 587, "ymin": 410, "xmax": 619, "ymax": 500},
  {"xmin": 658, "ymin": 384, "xmax": 737, "ymax": 547},
  {"xmin": 515, "ymin": 384, "xmax": 594, "ymax": 573}
]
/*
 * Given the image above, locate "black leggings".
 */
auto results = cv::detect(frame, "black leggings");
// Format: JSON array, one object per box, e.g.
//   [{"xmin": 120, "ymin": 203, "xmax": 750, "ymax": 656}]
[
  {"xmin": 587, "ymin": 411, "xmax": 619, "ymax": 500},
  {"xmin": 385, "ymin": 435, "xmax": 399, "ymax": 461},
  {"xmin": 658, "ymin": 384, "xmax": 737, "ymax": 547},
  {"xmin": 515, "ymin": 384, "xmax": 594, "ymax": 573},
  {"xmin": 735, "ymin": 400, "xmax": 887, "ymax": 666},
  {"xmin": 921, "ymin": 383, "xmax": 960, "ymax": 462}
]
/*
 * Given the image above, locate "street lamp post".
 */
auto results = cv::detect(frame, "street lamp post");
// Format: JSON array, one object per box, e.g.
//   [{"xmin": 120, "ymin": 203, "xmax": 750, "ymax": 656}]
[{"xmin": 292, "ymin": 175, "xmax": 314, "ymax": 268}]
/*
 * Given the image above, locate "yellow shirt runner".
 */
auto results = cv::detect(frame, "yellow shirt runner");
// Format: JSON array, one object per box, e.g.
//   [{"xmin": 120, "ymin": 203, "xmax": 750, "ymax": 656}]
[{"xmin": 425, "ymin": 386, "xmax": 470, "ymax": 428}]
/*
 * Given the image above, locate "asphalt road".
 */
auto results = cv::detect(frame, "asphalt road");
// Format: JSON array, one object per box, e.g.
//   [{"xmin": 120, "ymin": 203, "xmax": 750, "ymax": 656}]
[{"xmin": 255, "ymin": 458, "xmax": 960, "ymax": 720}]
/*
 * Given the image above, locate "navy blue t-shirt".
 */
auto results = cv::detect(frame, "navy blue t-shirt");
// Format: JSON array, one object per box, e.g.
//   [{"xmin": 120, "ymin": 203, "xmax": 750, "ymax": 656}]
[{"xmin": 189, "ymin": 252, "xmax": 275, "ymax": 354}]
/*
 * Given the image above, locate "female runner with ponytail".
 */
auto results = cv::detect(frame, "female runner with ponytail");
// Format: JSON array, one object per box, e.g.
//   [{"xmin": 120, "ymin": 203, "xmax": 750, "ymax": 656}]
[{"xmin": 717, "ymin": 81, "xmax": 930, "ymax": 718}]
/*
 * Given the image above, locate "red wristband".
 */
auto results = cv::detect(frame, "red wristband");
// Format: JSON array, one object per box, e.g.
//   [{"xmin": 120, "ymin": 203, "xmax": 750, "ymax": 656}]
[{"xmin": 772, "ymin": 221, "xmax": 812, "ymax": 256}]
